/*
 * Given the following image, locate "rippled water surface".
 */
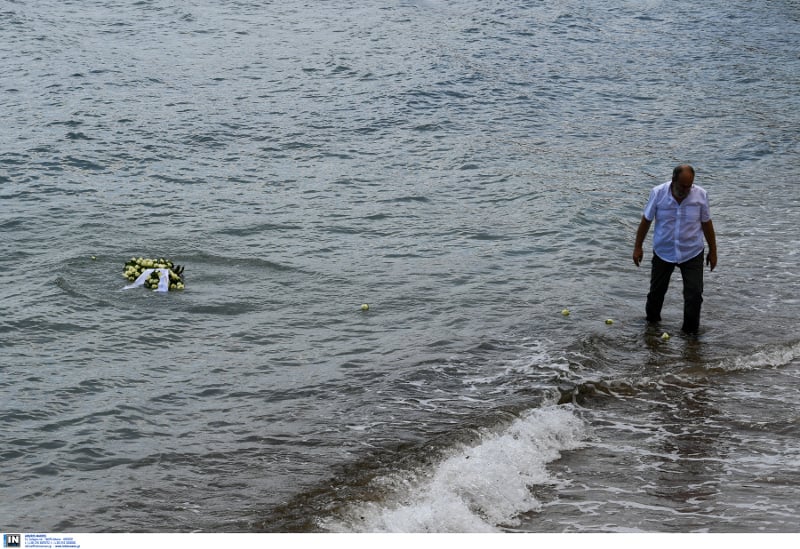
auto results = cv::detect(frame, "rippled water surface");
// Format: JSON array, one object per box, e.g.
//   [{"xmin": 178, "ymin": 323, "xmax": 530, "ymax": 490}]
[{"xmin": 2, "ymin": 0, "xmax": 799, "ymax": 533}]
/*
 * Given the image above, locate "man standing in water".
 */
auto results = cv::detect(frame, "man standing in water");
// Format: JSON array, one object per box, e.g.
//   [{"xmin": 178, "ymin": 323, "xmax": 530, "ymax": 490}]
[{"xmin": 633, "ymin": 165, "xmax": 718, "ymax": 334}]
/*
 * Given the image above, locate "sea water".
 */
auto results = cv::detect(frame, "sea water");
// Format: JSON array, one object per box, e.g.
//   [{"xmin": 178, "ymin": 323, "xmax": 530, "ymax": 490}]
[{"xmin": 1, "ymin": 0, "xmax": 798, "ymax": 533}]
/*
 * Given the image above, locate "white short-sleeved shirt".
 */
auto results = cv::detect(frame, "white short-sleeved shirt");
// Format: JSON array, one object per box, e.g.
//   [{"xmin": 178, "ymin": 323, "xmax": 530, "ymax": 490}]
[{"xmin": 643, "ymin": 181, "xmax": 711, "ymax": 264}]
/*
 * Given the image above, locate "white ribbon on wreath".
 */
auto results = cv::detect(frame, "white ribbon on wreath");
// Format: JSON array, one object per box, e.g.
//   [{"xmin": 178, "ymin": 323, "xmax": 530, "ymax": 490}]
[{"xmin": 123, "ymin": 268, "xmax": 171, "ymax": 293}]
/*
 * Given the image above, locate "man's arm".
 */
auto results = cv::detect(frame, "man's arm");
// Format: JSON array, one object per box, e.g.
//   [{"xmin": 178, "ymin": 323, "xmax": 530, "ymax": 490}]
[
  {"xmin": 633, "ymin": 216, "xmax": 651, "ymax": 267},
  {"xmin": 702, "ymin": 220, "xmax": 717, "ymax": 271}
]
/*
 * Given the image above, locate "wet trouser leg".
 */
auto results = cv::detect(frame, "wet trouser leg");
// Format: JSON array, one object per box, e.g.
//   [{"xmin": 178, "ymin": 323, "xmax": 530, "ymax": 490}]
[
  {"xmin": 646, "ymin": 254, "xmax": 675, "ymax": 322},
  {"xmin": 679, "ymin": 251, "xmax": 704, "ymax": 334}
]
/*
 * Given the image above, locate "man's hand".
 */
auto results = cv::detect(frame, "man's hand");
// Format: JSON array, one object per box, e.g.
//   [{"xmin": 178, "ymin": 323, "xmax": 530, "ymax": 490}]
[
  {"xmin": 706, "ymin": 250, "xmax": 717, "ymax": 271},
  {"xmin": 702, "ymin": 220, "xmax": 717, "ymax": 272},
  {"xmin": 633, "ymin": 246, "xmax": 644, "ymax": 267},
  {"xmin": 633, "ymin": 217, "xmax": 651, "ymax": 268}
]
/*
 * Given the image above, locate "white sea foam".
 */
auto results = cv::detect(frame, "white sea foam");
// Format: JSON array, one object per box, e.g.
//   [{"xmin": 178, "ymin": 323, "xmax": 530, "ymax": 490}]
[
  {"xmin": 459, "ymin": 338, "xmax": 569, "ymax": 389},
  {"xmin": 321, "ymin": 406, "xmax": 587, "ymax": 532},
  {"xmin": 718, "ymin": 340, "xmax": 800, "ymax": 372}
]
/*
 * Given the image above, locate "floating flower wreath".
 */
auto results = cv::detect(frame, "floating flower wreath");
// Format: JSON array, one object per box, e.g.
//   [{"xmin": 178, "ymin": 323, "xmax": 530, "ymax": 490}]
[{"xmin": 123, "ymin": 257, "xmax": 185, "ymax": 291}]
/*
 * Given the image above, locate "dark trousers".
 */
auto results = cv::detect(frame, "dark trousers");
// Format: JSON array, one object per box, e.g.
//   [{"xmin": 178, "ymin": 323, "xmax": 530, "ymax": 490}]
[{"xmin": 646, "ymin": 252, "xmax": 704, "ymax": 334}]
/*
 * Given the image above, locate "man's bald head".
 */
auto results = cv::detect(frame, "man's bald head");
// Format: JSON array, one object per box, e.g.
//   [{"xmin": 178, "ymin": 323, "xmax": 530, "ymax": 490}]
[
  {"xmin": 672, "ymin": 164, "xmax": 695, "ymax": 184},
  {"xmin": 671, "ymin": 164, "xmax": 695, "ymax": 199}
]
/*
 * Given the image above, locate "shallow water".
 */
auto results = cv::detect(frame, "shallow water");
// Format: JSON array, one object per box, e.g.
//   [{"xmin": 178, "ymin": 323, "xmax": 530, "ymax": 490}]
[{"xmin": 1, "ymin": 0, "xmax": 799, "ymax": 533}]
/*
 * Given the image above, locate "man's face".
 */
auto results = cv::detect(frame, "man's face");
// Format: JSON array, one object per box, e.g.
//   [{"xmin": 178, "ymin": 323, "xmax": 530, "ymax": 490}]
[{"xmin": 673, "ymin": 171, "xmax": 694, "ymax": 199}]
